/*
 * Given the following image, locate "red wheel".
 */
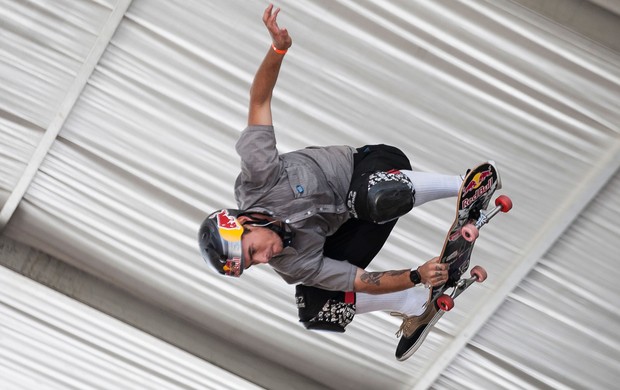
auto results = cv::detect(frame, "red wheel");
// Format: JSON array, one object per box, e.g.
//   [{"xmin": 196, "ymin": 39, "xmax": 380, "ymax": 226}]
[
  {"xmin": 461, "ymin": 224, "xmax": 479, "ymax": 242},
  {"xmin": 495, "ymin": 195, "xmax": 513, "ymax": 212},
  {"xmin": 437, "ymin": 294, "xmax": 454, "ymax": 311},
  {"xmin": 470, "ymin": 265, "xmax": 487, "ymax": 282}
]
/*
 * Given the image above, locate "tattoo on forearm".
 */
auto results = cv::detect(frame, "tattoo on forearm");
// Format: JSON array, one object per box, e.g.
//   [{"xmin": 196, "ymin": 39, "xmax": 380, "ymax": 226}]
[
  {"xmin": 360, "ymin": 270, "xmax": 408, "ymax": 286},
  {"xmin": 361, "ymin": 271, "xmax": 383, "ymax": 286}
]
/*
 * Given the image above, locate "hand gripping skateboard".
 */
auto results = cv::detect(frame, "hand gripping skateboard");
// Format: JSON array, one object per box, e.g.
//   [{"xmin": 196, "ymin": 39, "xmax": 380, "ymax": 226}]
[{"xmin": 395, "ymin": 161, "xmax": 512, "ymax": 361}]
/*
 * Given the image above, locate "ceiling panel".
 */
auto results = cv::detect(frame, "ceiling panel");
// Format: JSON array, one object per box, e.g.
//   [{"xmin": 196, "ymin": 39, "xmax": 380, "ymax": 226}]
[{"xmin": 0, "ymin": 266, "xmax": 264, "ymax": 390}]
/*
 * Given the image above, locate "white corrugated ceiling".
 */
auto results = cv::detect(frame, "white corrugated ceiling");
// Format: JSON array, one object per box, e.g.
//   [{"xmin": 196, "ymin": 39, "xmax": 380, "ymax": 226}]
[{"xmin": 1, "ymin": 0, "xmax": 619, "ymax": 389}]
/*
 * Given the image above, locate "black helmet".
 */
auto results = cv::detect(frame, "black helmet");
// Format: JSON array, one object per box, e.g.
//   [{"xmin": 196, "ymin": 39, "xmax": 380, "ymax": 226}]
[{"xmin": 198, "ymin": 209, "xmax": 246, "ymax": 277}]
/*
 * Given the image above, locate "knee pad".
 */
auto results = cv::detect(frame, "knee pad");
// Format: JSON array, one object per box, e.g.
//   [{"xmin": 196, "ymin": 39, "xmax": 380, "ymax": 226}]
[
  {"xmin": 348, "ymin": 170, "xmax": 414, "ymax": 224},
  {"xmin": 295, "ymin": 285, "xmax": 356, "ymax": 333}
]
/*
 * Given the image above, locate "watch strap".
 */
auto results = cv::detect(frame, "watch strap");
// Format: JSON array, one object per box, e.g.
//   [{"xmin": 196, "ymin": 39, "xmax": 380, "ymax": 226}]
[{"xmin": 409, "ymin": 268, "xmax": 422, "ymax": 284}]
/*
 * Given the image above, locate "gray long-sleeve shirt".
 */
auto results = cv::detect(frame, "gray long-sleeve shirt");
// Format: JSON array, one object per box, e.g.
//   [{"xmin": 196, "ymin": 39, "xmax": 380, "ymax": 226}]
[{"xmin": 234, "ymin": 125, "xmax": 358, "ymax": 291}]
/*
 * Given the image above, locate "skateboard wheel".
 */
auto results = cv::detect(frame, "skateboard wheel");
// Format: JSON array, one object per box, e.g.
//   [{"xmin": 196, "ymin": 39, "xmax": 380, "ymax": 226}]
[
  {"xmin": 470, "ymin": 265, "xmax": 487, "ymax": 282},
  {"xmin": 461, "ymin": 224, "xmax": 479, "ymax": 242},
  {"xmin": 495, "ymin": 195, "xmax": 513, "ymax": 212},
  {"xmin": 437, "ymin": 294, "xmax": 454, "ymax": 311}
]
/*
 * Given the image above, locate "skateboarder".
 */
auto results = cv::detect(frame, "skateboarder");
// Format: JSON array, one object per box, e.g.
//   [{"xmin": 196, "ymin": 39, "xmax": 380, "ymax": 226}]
[{"xmin": 199, "ymin": 4, "xmax": 468, "ymax": 359}]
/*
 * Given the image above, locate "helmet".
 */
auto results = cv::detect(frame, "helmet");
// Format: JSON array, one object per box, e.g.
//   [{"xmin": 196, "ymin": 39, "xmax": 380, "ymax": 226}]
[{"xmin": 198, "ymin": 209, "xmax": 246, "ymax": 277}]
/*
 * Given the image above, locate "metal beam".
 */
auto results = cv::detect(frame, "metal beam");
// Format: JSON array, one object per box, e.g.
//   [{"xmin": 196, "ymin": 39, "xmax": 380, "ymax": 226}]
[
  {"xmin": 0, "ymin": 0, "xmax": 133, "ymax": 231},
  {"xmin": 412, "ymin": 137, "xmax": 620, "ymax": 389}
]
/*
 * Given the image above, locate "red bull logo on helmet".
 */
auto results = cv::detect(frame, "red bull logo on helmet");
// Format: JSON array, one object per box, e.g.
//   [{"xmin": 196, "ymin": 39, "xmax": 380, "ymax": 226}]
[
  {"xmin": 214, "ymin": 210, "xmax": 244, "ymax": 242},
  {"xmin": 223, "ymin": 257, "xmax": 242, "ymax": 277}
]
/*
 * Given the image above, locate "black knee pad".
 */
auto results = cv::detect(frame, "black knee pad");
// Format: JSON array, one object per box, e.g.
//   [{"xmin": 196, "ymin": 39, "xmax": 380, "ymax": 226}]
[
  {"xmin": 348, "ymin": 170, "xmax": 414, "ymax": 224},
  {"xmin": 295, "ymin": 285, "xmax": 356, "ymax": 333}
]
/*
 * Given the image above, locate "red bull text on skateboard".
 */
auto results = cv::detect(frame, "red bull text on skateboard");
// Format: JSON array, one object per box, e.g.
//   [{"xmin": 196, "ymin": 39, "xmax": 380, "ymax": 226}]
[{"xmin": 461, "ymin": 170, "xmax": 494, "ymax": 209}]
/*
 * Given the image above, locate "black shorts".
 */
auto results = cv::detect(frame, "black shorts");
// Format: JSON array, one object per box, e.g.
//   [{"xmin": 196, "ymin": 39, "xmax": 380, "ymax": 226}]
[
  {"xmin": 324, "ymin": 144, "xmax": 412, "ymax": 269},
  {"xmin": 352, "ymin": 144, "xmax": 412, "ymax": 178},
  {"xmin": 296, "ymin": 145, "xmax": 412, "ymax": 331}
]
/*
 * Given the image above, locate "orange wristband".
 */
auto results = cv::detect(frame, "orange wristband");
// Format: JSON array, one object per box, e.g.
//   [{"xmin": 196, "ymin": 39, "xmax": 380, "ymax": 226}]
[{"xmin": 271, "ymin": 43, "xmax": 287, "ymax": 55}]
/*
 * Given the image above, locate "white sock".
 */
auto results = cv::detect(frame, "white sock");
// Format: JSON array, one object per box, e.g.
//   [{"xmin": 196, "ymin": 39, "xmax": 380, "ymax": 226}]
[
  {"xmin": 402, "ymin": 171, "xmax": 462, "ymax": 207},
  {"xmin": 355, "ymin": 287, "xmax": 429, "ymax": 316}
]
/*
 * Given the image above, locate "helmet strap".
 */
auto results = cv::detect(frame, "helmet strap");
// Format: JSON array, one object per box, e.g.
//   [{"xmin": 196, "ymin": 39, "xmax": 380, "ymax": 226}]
[{"xmin": 242, "ymin": 216, "xmax": 294, "ymax": 248}]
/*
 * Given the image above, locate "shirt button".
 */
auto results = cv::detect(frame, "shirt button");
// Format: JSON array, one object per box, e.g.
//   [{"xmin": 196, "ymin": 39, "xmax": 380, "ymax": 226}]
[{"xmin": 285, "ymin": 219, "xmax": 291, "ymax": 223}]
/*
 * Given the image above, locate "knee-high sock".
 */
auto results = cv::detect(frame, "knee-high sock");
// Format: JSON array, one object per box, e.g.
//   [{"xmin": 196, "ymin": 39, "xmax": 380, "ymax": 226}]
[
  {"xmin": 355, "ymin": 287, "xmax": 429, "ymax": 316},
  {"xmin": 402, "ymin": 171, "xmax": 462, "ymax": 207}
]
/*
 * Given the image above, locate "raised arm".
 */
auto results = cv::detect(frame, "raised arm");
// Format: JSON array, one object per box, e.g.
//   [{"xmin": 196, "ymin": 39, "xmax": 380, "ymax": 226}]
[{"xmin": 248, "ymin": 4, "xmax": 293, "ymax": 126}]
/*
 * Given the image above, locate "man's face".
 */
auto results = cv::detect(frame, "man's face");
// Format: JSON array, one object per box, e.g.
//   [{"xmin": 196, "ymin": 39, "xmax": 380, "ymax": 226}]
[{"xmin": 240, "ymin": 224, "xmax": 284, "ymax": 270}]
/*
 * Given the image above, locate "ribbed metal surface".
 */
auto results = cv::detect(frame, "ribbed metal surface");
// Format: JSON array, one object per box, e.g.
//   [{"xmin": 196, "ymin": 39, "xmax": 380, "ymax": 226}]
[
  {"xmin": 0, "ymin": 266, "xmax": 263, "ymax": 390},
  {"xmin": 434, "ymin": 171, "xmax": 620, "ymax": 390},
  {"xmin": 1, "ymin": 0, "xmax": 619, "ymax": 389}
]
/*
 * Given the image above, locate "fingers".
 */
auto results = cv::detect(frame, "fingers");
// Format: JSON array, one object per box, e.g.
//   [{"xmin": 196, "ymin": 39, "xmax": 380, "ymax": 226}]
[
  {"xmin": 263, "ymin": 4, "xmax": 292, "ymax": 50},
  {"xmin": 262, "ymin": 4, "xmax": 273, "ymax": 24},
  {"xmin": 263, "ymin": 4, "xmax": 280, "ymax": 30},
  {"xmin": 420, "ymin": 258, "xmax": 449, "ymax": 287}
]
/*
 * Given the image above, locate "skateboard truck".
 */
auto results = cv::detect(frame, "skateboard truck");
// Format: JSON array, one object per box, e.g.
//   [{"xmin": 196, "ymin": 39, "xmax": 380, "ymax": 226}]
[
  {"xmin": 436, "ymin": 265, "xmax": 488, "ymax": 311},
  {"xmin": 461, "ymin": 195, "xmax": 513, "ymax": 242}
]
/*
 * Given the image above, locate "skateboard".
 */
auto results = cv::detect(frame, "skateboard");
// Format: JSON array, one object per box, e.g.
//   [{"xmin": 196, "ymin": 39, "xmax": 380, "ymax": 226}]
[{"xmin": 395, "ymin": 161, "xmax": 512, "ymax": 361}]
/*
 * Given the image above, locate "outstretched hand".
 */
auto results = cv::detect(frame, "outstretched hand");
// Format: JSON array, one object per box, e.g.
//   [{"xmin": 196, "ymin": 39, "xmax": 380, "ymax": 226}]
[
  {"xmin": 263, "ymin": 4, "xmax": 292, "ymax": 51},
  {"xmin": 417, "ymin": 257, "xmax": 449, "ymax": 287}
]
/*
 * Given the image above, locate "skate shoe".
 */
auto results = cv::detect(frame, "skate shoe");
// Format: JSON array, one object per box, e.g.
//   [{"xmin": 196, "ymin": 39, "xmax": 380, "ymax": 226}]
[{"xmin": 392, "ymin": 301, "xmax": 440, "ymax": 361}]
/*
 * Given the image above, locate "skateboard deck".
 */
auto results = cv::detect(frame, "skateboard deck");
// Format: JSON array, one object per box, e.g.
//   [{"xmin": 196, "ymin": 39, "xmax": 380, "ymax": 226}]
[
  {"xmin": 440, "ymin": 162, "xmax": 500, "ymax": 285},
  {"xmin": 395, "ymin": 161, "xmax": 511, "ymax": 361}
]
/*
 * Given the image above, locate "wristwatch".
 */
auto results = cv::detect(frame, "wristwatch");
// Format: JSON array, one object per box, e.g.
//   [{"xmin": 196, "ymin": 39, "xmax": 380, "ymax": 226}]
[{"xmin": 409, "ymin": 268, "xmax": 422, "ymax": 284}]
